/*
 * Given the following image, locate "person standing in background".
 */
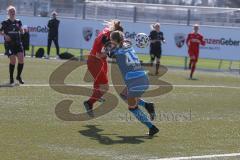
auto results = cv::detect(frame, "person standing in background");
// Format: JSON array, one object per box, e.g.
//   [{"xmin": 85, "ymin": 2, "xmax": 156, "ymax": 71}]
[
  {"xmin": 46, "ymin": 11, "xmax": 60, "ymax": 59},
  {"xmin": 186, "ymin": 24, "xmax": 205, "ymax": 80},
  {"xmin": 149, "ymin": 23, "xmax": 165, "ymax": 75}
]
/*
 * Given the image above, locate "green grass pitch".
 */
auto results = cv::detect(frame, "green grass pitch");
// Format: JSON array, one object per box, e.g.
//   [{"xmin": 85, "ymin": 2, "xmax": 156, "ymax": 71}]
[
  {"xmin": 0, "ymin": 43, "xmax": 239, "ymax": 70},
  {"xmin": 0, "ymin": 53, "xmax": 240, "ymax": 160}
]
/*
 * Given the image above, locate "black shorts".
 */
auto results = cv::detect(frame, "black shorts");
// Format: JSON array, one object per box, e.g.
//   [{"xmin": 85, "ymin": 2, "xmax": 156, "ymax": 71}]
[
  {"xmin": 5, "ymin": 42, "xmax": 24, "ymax": 56},
  {"xmin": 150, "ymin": 45, "xmax": 162, "ymax": 60},
  {"xmin": 150, "ymin": 47, "xmax": 162, "ymax": 59}
]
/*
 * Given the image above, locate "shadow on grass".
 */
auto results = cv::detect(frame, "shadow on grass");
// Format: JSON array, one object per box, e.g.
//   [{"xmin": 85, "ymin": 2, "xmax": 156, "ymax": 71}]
[
  {"xmin": 79, "ymin": 125, "xmax": 153, "ymax": 145},
  {"xmin": 0, "ymin": 83, "xmax": 19, "ymax": 88}
]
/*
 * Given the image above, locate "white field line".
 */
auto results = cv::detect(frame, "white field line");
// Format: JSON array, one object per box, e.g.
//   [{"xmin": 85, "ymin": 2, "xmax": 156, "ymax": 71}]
[
  {"xmin": 150, "ymin": 152, "xmax": 240, "ymax": 160},
  {"xmin": 9, "ymin": 84, "xmax": 240, "ymax": 90}
]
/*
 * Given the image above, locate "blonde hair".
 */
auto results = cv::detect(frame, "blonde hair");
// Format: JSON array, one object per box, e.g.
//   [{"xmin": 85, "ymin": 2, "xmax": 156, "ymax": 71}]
[
  {"xmin": 151, "ymin": 23, "xmax": 160, "ymax": 30},
  {"xmin": 193, "ymin": 24, "xmax": 200, "ymax": 29},
  {"xmin": 193, "ymin": 24, "xmax": 199, "ymax": 27},
  {"xmin": 52, "ymin": 11, "xmax": 58, "ymax": 16},
  {"xmin": 7, "ymin": 5, "xmax": 16, "ymax": 13},
  {"xmin": 103, "ymin": 19, "xmax": 123, "ymax": 32}
]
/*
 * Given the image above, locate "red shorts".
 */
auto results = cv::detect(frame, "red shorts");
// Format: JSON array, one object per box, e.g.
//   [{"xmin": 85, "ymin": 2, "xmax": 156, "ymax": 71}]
[
  {"xmin": 188, "ymin": 51, "xmax": 199, "ymax": 62},
  {"xmin": 87, "ymin": 55, "xmax": 108, "ymax": 85}
]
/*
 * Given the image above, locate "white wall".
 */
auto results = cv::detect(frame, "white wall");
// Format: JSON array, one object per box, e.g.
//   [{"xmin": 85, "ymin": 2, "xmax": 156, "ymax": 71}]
[{"xmin": 0, "ymin": 15, "xmax": 240, "ymax": 60}]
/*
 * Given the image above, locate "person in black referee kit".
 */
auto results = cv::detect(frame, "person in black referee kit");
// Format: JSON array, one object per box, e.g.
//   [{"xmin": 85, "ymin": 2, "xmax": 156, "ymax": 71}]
[
  {"xmin": 0, "ymin": 5, "xmax": 25, "ymax": 85},
  {"xmin": 149, "ymin": 23, "xmax": 165, "ymax": 75},
  {"xmin": 46, "ymin": 11, "xmax": 60, "ymax": 59}
]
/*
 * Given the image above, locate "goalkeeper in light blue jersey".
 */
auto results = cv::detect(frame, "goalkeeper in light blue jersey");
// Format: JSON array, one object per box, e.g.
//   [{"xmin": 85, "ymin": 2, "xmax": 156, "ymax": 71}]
[{"xmin": 107, "ymin": 31, "xmax": 159, "ymax": 136}]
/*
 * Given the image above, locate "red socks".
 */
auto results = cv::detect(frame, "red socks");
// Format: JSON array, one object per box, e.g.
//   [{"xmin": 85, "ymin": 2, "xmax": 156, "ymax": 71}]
[
  {"xmin": 190, "ymin": 62, "xmax": 196, "ymax": 78},
  {"xmin": 88, "ymin": 84, "xmax": 105, "ymax": 106},
  {"xmin": 189, "ymin": 60, "xmax": 193, "ymax": 69}
]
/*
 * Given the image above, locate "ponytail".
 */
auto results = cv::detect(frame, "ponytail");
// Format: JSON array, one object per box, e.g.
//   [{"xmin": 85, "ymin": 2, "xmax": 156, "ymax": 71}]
[
  {"xmin": 105, "ymin": 19, "xmax": 124, "ymax": 32},
  {"xmin": 113, "ymin": 20, "xmax": 123, "ymax": 32}
]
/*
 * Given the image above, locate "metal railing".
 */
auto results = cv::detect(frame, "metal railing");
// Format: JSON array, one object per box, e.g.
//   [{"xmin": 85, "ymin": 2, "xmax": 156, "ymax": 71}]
[{"xmin": 0, "ymin": 0, "xmax": 240, "ymax": 27}]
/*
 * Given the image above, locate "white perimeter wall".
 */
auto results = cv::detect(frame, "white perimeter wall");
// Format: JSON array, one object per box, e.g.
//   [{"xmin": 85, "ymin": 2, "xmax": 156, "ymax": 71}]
[{"xmin": 0, "ymin": 15, "xmax": 240, "ymax": 60}]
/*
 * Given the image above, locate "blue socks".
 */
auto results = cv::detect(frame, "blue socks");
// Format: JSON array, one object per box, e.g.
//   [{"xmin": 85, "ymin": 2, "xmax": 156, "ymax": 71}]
[
  {"xmin": 121, "ymin": 96, "xmax": 147, "ymax": 109},
  {"xmin": 138, "ymin": 99, "xmax": 146, "ymax": 108},
  {"xmin": 129, "ymin": 107, "xmax": 153, "ymax": 129}
]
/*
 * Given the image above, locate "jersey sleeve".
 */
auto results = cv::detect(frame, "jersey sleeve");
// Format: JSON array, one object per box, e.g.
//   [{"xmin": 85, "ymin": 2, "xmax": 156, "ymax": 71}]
[
  {"xmin": 186, "ymin": 34, "xmax": 191, "ymax": 46},
  {"xmin": 56, "ymin": 19, "xmax": 60, "ymax": 28},
  {"xmin": 200, "ymin": 34, "xmax": 206, "ymax": 46},
  {"xmin": 101, "ymin": 35, "xmax": 110, "ymax": 45},
  {"xmin": 91, "ymin": 34, "xmax": 104, "ymax": 55},
  {"xmin": 18, "ymin": 20, "xmax": 22, "ymax": 28},
  {"xmin": 0, "ymin": 21, "xmax": 5, "ymax": 32},
  {"xmin": 149, "ymin": 31, "xmax": 154, "ymax": 40},
  {"xmin": 91, "ymin": 27, "xmax": 111, "ymax": 56},
  {"xmin": 161, "ymin": 32, "xmax": 165, "ymax": 41},
  {"xmin": 47, "ymin": 20, "xmax": 51, "ymax": 28}
]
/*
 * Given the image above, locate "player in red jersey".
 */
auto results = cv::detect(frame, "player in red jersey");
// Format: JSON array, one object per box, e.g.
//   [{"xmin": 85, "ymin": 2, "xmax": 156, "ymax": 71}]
[
  {"xmin": 83, "ymin": 20, "xmax": 123, "ymax": 117},
  {"xmin": 186, "ymin": 24, "xmax": 206, "ymax": 80}
]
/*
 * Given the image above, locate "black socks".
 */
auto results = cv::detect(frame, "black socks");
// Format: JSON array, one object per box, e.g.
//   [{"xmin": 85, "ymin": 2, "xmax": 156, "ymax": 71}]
[
  {"xmin": 9, "ymin": 63, "xmax": 24, "ymax": 84},
  {"xmin": 9, "ymin": 64, "xmax": 15, "ymax": 83},
  {"xmin": 17, "ymin": 63, "xmax": 24, "ymax": 78}
]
